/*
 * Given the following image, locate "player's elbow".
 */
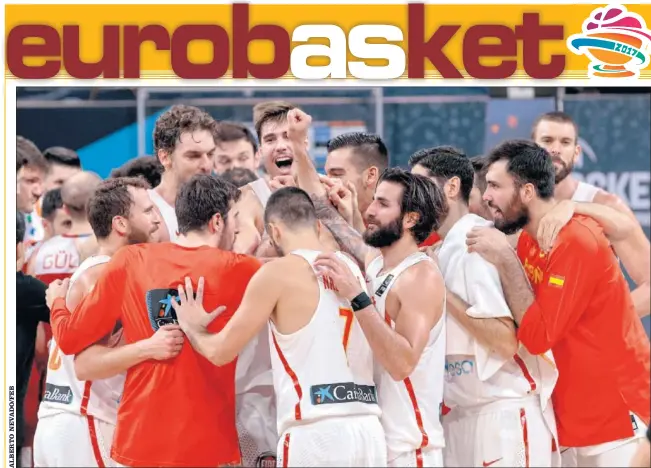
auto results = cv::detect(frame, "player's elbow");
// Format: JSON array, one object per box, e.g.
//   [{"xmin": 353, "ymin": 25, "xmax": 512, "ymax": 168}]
[
  {"xmin": 495, "ymin": 335, "xmax": 520, "ymax": 360},
  {"xmin": 207, "ymin": 350, "xmax": 236, "ymax": 367},
  {"xmin": 388, "ymin": 355, "xmax": 418, "ymax": 382},
  {"xmin": 73, "ymin": 358, "xmax": 94, "ymax": 381}
]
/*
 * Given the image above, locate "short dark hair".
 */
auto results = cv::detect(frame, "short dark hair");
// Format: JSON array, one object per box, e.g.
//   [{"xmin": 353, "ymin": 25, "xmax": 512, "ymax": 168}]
[
  {"xmin": 378, "ymin": 168, "xmax": 448, "ymax": 244},
  {"xmin": 17, "ymin": 136, "xmax": 48, "ymax": 173},
  {"xmin": 16, "ymin": 212, "xmax": 25, "ymax": 245},
  {"xmin": 43, "ymin": 147, "xmax": 81, "ymax": 169},
  {"xmin": 485, "ymin": 139, "xmax": 555, "ymax": 200},
  {"xmin": 531, "ymin": 111, "xmax": 579, "ymax": 142},
  {"xmin": 153, "ymin": 105, "xmax": 218, "ymax": 156},
  {"xmin": 264, "ymin": 187, "xmax": 317, "ymax": 230},
  {"xmin": 327, "ymin": 132, "xmax": 389, "ymax": 173},
  {"xmin": 88, "ymin": 177, "xmax": 151, "ymax": 239},
  {"xmin": 176, "ymin": 174, "xmax": 240, "ymax": 235},
  {"xmin": 408, "ymin": 146, "xmax": 474, "ymax": 204},
  {"xmin": 41, "ymin": 188, "xmax": 64, "ymax": 220},
  {"xmin": 110, "ymin": 156, "xmax": 163, "ymax": 189},
  {"xmin": 61, "ymin": 172, "xmax": 102, "ymax": 220},
  {"xmin": 470, "ymin": 155, "xmax": 488, "ymax": 193},
  {"xmin": 215, "ymin": 121, "xmax": 258, "ymax": 153},
  {"xmin": 221, "ymin": 167, "xmax": 259, "ymax": 188},
  {"xmin": 253, "ymin": 101, "xmax": 296, "ymax": 140}
]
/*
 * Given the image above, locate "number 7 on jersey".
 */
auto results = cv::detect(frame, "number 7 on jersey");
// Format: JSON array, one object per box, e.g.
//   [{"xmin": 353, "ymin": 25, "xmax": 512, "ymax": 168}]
[{"xmin": 339, "ymin": 307, "xmax": 354, "ymax": 358}]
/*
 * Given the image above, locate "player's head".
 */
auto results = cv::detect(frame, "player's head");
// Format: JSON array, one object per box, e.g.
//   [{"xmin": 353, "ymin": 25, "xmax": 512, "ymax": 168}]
[
  {"xmin": 41, "ymin": 188, "xmax": 72, "ymax": 240},
  {"xmin": 176, "ymin": 174, "xmax": 241, "ymax": 251},
  {"xmin": 364, "ymin": 168, "xmax": 447, "ymax": 248},
  {"xmin": 483, "ymin": 139, "xmax": 555, "ymax": 235},
  {"xmin": 213, "ymin": 122, "xmax": 259, "ymax": 175},
  {"xmin": 43, "ymin": 146, "xmax": 82, "ymax": 191},
  {"xmin": 153, "ymin": 105, "xmax": 218, "ymax": 186},
  {"xmin": 88, "ymin": 177, "xmax": 159, "ymax": 245},
  {"xmin": 326, "ymin": 132, "xmax": 389, "ymax": 214},
  {"xmin": 17, "ymin": 212, "xmax": 26, "ymax": 271},
  {"xmin": 60, "ymin": 171, "xmax": 102, "ymax": 223},
  {"xmin": 468, "ymin": 155, "xmax": 492, "ymax": 220},
  {"xmin": 531, "ymin": 111, "xmax": 580, "ymax": 185},
  {"xmin": 220, "ymin": 167, "xmax": 259, "ymax": 188},
  {"xmin": 16, "ymin": 136, "xmax": 47, "ymax": 213},
  {"xmin": 110, "ymin": 155, "xmax": 163, "ymax": 189},
  {"xmin": 264, "ymin": 187, "xmax": 318, "ymax": 256},
  {"xmin": 253, "ymin": 101, "xmax": 300, "ymax": 178},
  {"xmin": 409, "ymin": 146, "xmax": 473, "ymax": 215}
]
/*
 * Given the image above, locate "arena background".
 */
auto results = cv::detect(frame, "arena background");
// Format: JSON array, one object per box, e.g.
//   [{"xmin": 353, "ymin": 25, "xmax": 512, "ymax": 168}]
[{"xmin": 16, "ymin": 86, "xmax": 651, "ymax": 334}]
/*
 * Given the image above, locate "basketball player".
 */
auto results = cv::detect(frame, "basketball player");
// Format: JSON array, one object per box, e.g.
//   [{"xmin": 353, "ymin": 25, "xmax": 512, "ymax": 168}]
[
  {"xmin": 149, "ymin": 104, "xmax": 218, "ymax": 242},
  {"xmin": 171, "ymin": 186, "xmax": 387, "ymax": 467},
  {"xmin": 468, "ymin": 155, "xmax": 493, "ymax": 221},
  {"xmin": 42, "ymin": 147, "xmax": 82, "ymax": 191},
  {"xmin": 35, "ymin": 177, "xmax": 173, "ymax": 468},
  {"xmin": 532, "ymin": 111, "xmax": 650, "ymax": 318},
  {"xmin": 47, "ymin": 174, "xmax": 258, "ymax": 467},
  {"xmin": 213, "ymin": 121, "xmax": 260, "ymax": 175},
  {"xmin": 110, "ymin": 155, "xmax": 163, "ymax": 189},
  {"xmin": 411, "ymin": 147, "xmax": 560, "ymax": 467},
  {"xmin": 40, "ymin": 188, "xmax": 72, "ymax": 241},
  {"xmin": 473, "ymin": 139, "xmax": 650, "ymax": 467},
  {"xmin": 17, "ymin": 136, "xmax": 48, "ymax": 246}
]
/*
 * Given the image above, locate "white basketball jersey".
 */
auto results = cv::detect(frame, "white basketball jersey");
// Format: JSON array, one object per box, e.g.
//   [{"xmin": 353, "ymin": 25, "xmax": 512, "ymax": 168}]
[
  {"xmin": 38, "ymin": 255, "xmax": 125, "ymax": 425},
  {"xmin": 269, "ymin": 249, "xmax": 380, "ymax": 437},
  {"xmin": 571, "ymin": 181, "xmax": 600, "ymax": 203},
  {"xmin": 366, "ymin": 251, "xmax": 446, "ymax": 458},
  {"xmin": 148, "ymin": 188, "xmax": 179, "ymax": 242},
  {"xmin": 249, "ymin": 178, "xmax": 272, "ymax": 208},
  {"xmin": 31, "ymin": 234, "xmax": 90, "ymax": 285}
]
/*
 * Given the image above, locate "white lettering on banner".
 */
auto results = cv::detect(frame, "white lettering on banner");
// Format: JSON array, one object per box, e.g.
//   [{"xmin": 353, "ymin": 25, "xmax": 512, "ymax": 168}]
[
  {"xmin": 290, "ymin": 24, "xmax": 405, "ymax": 79},
  {"xmin": 574, "ymin": 171, "xmax": 651, "ymax": 227}
]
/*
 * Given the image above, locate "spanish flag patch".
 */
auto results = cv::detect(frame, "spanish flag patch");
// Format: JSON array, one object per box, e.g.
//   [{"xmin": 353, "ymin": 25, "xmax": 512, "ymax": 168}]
[{"xmin": 548, "ymin": 275, "xmax": 565, "ymax": 288}]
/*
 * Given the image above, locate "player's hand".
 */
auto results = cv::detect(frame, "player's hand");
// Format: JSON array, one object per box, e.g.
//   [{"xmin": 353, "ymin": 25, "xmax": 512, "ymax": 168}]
[
  {"xmin": 313, "ymin": 252, "xmax": 364, "ymax": 301},
  {"xmin": 140, "ymin": 324, "xmax": 185, "ymax": 361},
  {"xmin": 538, "ymin": 199, "xmax": 574, "ymax": 253},
  {"xmin": 466, "ymin": 226, "xmax": 513, "ymax": 266},
  {"xmin": 46, "ymin": 278, "xmax": 70, "ymax": 309},
  {"xmin": 420, "ymin": 241, "xmax": 442, "ymax": 267},
  {"xmin": 171, "ymin": 277, "xmax": 226, "ymax": 333},
  {"xmin": 327, "ymin": 182, "xmax": 356, "ymax": 225},
  {"xmin": 269, "ymin": 175, "xmax": 297, "ymax": 192},
  {"xmin": 287, "ymin": 108, "xmax": 312, "ymax": 142}
]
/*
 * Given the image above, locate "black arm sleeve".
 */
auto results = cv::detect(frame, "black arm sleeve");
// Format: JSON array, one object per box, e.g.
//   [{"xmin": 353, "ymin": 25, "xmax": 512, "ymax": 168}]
[{"xmin": 16, "ymin": 272, "xmax": 50, "ymax": 325}]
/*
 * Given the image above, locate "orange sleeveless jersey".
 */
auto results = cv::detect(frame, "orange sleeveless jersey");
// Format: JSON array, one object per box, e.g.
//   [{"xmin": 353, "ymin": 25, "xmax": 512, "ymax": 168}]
[
  {"xmin": 517, "ymin": 216, "xmax": 650, "ymax": 447},
  {"xmin": 50, "ymin": 243, "xmax": 262, "ymax": 467}
]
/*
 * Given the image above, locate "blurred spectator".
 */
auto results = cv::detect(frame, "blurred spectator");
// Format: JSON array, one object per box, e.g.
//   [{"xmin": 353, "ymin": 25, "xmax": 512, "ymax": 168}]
[
  {"xmin": 213, "ymin": 121, "xmax": 259, "ymax": 175},
  {"xmin": 221, "ymin": 167, "xmax": 259, "ymax": 188},
  {"xmin": 40, "ymin": 188, "xmax": 72, "ymax": 241},
  {"xmin": 42, "ymin": 147, "xmax": 82, "ymax": 191},
  {"xmin": 110, "ymin": 155, "xmax": 162, "ymax": 188}
]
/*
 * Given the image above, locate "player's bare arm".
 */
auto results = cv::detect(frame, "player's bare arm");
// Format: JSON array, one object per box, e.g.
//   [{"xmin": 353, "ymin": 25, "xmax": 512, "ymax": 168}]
[
  {"xmin": 233, "ymin": 187, "xmax": 264, "ymax": 254},
  {"xmin": 172, "ymin": 268, "xmax": 282, "ymax": 366},
  {"xmin": 466, "ymin": 227, "xmax": 534, "ymax": 325},
  {"xmin": 315, "ymin": 252, "xmax": 444, "ymax": 381}
]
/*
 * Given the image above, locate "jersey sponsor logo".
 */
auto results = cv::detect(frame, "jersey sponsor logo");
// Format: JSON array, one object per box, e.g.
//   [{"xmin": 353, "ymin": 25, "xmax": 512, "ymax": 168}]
[
  {"xmin": 310, "ymin": 382, "xmax": 378, "ymax": 405},
  {"xmin": 445, "ymin": 359, "xmax": 474, "ymax": 377},
  {"xmin": 374, "ymin": 274, "xmax": 394, "ymax": 297},
  {"xmin": 43, "ymin": 383, "xmax": 73, "ymax": 405},
  {"xmin": 256, "ymin": 452, "xmax": 276, "ymax": 468},
  {"xmin": 146, "ymin": 288, "xmax": 181, "ymax": 330}
]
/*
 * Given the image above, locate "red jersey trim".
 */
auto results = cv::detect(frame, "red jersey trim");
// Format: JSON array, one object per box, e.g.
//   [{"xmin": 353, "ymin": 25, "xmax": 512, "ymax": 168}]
[
  {"xmin": 403, "ymin": 377, "xmax": 430, "ymax": 450},
  {"xmin": 271, "ymin": 334, "xmax": 303, "ymax": 421},
  {"xmin": 513, "ymin": 354, "xmax": 537, "ymax": 393}
]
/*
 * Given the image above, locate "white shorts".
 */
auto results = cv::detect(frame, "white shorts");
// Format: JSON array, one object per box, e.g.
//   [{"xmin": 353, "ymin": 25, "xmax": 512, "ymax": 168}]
[
  {"xmin": 560, "ymin": 414, "xmax": 648, "ymax": 468},
  {"xmin": 276, "ymin": 415, "xmax": 386, "ymax": 467},
  {"xmin": 237, "ymin": 389, "xmax": 278, "ymax": 467},
  {"xmin": 443, "ymin": 397, "xmax": 555, "ymax": 467},
  {"xmin": 34, "ymin": 412, "xmax": 115, "ymax": 467},
  {"xmin": 388, "ymin": 448, "xmax": 443, "ymax": 467}
]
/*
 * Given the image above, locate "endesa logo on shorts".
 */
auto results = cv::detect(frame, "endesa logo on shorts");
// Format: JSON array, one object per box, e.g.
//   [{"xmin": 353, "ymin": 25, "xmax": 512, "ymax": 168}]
[
  {"xmin": 310, "ymin": 382, "xmax": 378, "ymax": 406},
  {"xmin": 145, "ymin": 288, "xmax": 180, "ymax": 331}
]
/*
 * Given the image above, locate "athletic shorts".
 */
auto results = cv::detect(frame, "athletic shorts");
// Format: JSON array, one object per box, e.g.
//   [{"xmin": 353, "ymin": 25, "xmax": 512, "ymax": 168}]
[
  {"xmin": 388, "ymin": 448, "xmax": 443, "ymax": 467},
  {"xmin": 276, "ymin": 415, "xmax": 386, "ymax": 467},
  {"xmin": 34, "ymin": 412, "xmax": 115, "ymax": 467}
]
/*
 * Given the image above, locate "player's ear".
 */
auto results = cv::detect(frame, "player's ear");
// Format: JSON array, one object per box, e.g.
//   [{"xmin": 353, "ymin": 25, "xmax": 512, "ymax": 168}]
[
  {"xmin": 157, "ymin": 149, "xmax": 172, "ymax": 171},
  {"xmin": 573, "ymin": 142, "xmax": 582, "ymax": 164},
  {"xmin": 445, "ymin": 176, "xmax": 461, "ymax": 200},
  {"xmin": 521, "ymin": 183, "xmax": 536, "ymax": 203},
  {"xmin": 403, "ymin": 211, "xmax": 419, "ymax": 230},
  {"xmin": 365, "ymin": 167, "xmax": 378, "ymax": 188}
]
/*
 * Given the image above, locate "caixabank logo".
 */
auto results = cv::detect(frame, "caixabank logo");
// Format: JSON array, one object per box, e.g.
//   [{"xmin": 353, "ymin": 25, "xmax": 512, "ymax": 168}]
[{"xmin": 567, "ymin": 4, "xmax": 651, "ymax": 79}]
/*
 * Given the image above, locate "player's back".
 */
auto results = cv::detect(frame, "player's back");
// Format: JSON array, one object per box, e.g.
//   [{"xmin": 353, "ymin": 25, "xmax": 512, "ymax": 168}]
[
  {"xmin": 518, "ymin": 216, "xmax": 650, "ymax": 446},
  {"xmin": 30, "ymin": 233, "xmax": 91, "ymax": 284},
  {"xmin": 113, "ymin": 242, "xmax": 261, "ymax": 467},
  {"xmin": 269, "ymin": 249, "xmax": 380, "ymax": 437}
]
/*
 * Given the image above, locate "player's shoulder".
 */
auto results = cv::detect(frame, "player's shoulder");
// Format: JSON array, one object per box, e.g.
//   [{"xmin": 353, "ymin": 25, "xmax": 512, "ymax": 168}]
[
  {"xmin": 555, "ymin": 215, "xmax": 605, "ymax": 253},
  {"xmin": 397, "ymin": 255, "xmax": 443, "ymax": 289}
]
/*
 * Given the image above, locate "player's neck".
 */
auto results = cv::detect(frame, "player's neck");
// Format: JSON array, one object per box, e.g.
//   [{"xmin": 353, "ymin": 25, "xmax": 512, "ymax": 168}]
[
  {"xmin": 97, "ymin": 238, "xmax": 124, "ymax": 257},
  {"xmin": 176, "ymin": 231, "xmax": 216, "ymax": 249},
  {"xmin": 380, "ymin": 236, "xmax": 420, "ymax": 272},
  {"xmin": 155, "ymin": 173, "xmax": 179, "ymax": 207},
  {"xmin": 437, "ymin": 202, "xmax": 469, "ymax": 240},
  {"xmin": 523, "ymin": 198, "xmax": 559, "ymax": 240},
  {"xmin": 67, "ymin": 219, "xmax": 93, "ymax": 236},
  {"xmin": 283, "ymin": 231, "xmax": 323, "ymax": 254},
  {"xmin": 554, "ymin": 176, "xmax": 579, "ymax": 201}
]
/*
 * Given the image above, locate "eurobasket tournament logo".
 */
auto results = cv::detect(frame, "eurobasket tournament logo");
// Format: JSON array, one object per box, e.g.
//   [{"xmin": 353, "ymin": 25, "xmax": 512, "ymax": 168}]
[{"xmin": 567, "ymin": 4, "xmax": 651, "ymax": 78}]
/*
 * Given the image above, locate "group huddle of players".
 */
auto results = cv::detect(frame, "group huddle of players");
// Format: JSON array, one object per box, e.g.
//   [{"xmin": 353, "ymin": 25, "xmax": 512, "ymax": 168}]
[{"xmin": 16, "ymin": 101, "xmax": 651, "ymax": 468}]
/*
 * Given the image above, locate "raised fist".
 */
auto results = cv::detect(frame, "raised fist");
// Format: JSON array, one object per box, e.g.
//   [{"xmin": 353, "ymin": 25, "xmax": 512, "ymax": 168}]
[{"xmin": 287, "ymin": 108, "xmax": 312, "ymax": 141}]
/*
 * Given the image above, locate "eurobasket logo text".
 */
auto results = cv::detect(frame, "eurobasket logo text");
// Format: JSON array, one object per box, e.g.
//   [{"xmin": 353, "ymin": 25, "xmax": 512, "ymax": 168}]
[
  {"xmin": 567, "ymin": 4, "xmax": 651, "ymax": 78},
  {"xmin": 5, "ymin": 4, "xmax": 567, "ymax": 80}
]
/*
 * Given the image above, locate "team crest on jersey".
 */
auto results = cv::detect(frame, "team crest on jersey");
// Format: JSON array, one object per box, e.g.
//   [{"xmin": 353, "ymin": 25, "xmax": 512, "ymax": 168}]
[
  {"xmin": 146, "ymin": 288, "xmax": 181, "ymax": 330},
  {"xmin": 256, "ymin": 452, "xmax": 276, "ymax": 468}
]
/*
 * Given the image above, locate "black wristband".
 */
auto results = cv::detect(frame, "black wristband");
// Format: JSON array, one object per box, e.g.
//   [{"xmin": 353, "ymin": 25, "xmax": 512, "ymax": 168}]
[{"xmin": 350, "ymin": 292, "xmax": 372, "ymax": 312}]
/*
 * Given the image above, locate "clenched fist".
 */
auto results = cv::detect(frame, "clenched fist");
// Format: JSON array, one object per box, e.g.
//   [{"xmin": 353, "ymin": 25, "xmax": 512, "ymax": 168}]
[{"xmin": 287, "ymin": 108, "xmax": 312, "ymax": 142}]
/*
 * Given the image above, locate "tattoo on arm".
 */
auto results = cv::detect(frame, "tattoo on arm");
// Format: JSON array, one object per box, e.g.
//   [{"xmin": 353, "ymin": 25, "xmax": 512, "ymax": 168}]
[{"xmin": 311, "ymin": 195, "xmax": 371, "ymax": 267}]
